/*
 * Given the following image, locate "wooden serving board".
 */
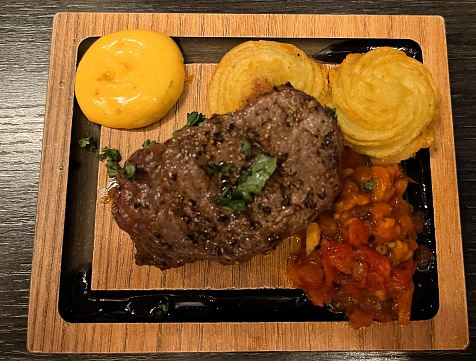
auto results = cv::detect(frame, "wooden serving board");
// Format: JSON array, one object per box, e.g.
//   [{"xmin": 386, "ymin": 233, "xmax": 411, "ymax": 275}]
[{"xmin": 28, "ymin": 12, "xmax": 468, "ymax": 353}]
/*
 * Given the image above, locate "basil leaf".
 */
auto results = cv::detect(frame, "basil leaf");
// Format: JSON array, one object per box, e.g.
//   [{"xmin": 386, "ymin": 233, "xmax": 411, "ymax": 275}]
[
  {"xmin": 215, "ymin": 195, "xmax": 246, "ymax": 212},
  {"xmin": 215, "ymin": 153, "xmax": 277, "ymax": 212},
  {"xmin": 203, "ymin": 161, "xmax": 234, "ymax": 183},
  {"xmin": 173, "ymin": 111, "xmax": 206, "ymax": 135},
  {"xmin": 235, "ymin": 153, "xmax": 277, "ymax": 199}
]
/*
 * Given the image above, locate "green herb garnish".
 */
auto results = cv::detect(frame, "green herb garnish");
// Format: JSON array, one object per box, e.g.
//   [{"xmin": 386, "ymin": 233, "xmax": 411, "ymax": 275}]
[
  {"xmin": 97, "ymin": 147, "xmax": 135, "ymax": 180},
  {"xmin": 149, "ymin": 302, "xmax": 170, "ymax": 320},
  {"xmin": 215, "ymin": 153, "xmax": 277, "ymax": 211},
  {"xmin": 97, "ymin": 147, "xmax": 120, "ymax": 162},
  {"xmin": 324, "ymin": 106, "xmax": 338, "ymax": 121},
  {"xmin": 363, "ymin": 180, "xmax": 377, "ymax": 192},
  {"xmin": 121, "ymin": 163, "xmax": 136, "ymax": 180},
  {"xmin": 172, "ymin": 111, "xmax": 207, "ymax": 135},
  {"xmin": 215, "ymin": 188, "xmax": 246, "ymax": 212},
  {"xmin": 203, "ymin": 161, "xmax": 234, "ymax": 183},
  {"xmin": 240, "ymin": 139, "xmax": 252, "ymax": 158},
  {"xmin": 78, "ymin": 136, "xmax": 97, "ymax": 152},
  {"xmin": 142, "ymin": 139, "xmax": 157, "ymax": 148}
]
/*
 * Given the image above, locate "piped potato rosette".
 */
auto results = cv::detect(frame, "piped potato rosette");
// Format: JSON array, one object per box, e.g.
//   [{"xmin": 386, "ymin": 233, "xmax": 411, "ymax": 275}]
[
  {"xmin": 208, "ymin": 40, "xmax": 329, "ymax": 115},
  {"xmin": 329, "ymin": 47, "xmax": 438, "ymax": 164}
]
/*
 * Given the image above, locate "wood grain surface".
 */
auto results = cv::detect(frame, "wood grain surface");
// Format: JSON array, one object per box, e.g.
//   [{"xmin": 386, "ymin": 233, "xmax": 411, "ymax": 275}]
[
  {"xmin": 1, "ymin": 1, "xmax": 476, "ymax": 360},
  {"xmin": 27, "ymin": 12, "xmax": 466, "ymax": 353}
]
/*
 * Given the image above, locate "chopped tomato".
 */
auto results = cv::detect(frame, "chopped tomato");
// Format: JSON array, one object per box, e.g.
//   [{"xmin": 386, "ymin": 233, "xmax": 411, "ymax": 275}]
[
  {"xmin": 287, "ymin": 154, "xmax": 421, "ymax": 329},
  {"xmin": 357, "ymin": 245, "xmax": 391, "ymax": 278},
  {"xmin": 347, "ymin": 218, "xmax": 370, "ymax": 246},
  {"xmin": 323, "ymin": 241, "xmax": 355, "ymax": 274},
  {"xmin": 389, "ymin": 259, "xmax": 417, "ymax": 292}
]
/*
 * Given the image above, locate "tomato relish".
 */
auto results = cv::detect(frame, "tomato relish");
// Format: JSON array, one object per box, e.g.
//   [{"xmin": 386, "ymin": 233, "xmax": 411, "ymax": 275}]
[{"xmin": 287, "ymin": 148, "xmax": 422, "ymax": 329}]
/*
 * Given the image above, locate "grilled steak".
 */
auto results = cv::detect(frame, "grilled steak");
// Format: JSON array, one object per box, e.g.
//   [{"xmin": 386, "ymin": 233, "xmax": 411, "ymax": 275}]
[{"xmin": 112, "ymin": 86, "xmax": 344, "ymax": 270}]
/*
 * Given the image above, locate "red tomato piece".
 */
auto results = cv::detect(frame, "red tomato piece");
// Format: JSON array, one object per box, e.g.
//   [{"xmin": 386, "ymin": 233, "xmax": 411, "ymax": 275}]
[
  {"xmin": 323, "ymin": 241, "xmax": 355, "ymax": 274},
  {"xmin": 354, "ymin": 245, "xmax": 392, "ymax": 291},
  {"xmin": 306, "ymin": 257, "xmax": 336, "ymax": 306},
  {"xmin": 348, "ymin": 218, "xmax": 370, "ymax": 246},
  {"xmin": 390, "ymin": 259, "xmax": 417, "ymax": 292},
  {"xmin": 357, "ymin": 245, "xmax": 391, "ymax": 278}
]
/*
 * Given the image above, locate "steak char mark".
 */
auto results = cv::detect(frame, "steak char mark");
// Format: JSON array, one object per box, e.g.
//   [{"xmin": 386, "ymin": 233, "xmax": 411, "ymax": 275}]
[{"xmin": 112, "ymin": 86, "xmax": 345, "ymax": 270}]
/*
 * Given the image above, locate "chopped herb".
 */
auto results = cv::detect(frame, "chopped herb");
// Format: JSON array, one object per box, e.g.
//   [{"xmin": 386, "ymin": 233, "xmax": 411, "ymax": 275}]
[
  {"xmin": 240, "ymin": 139, "xmax": 252, "ymax": 158},
  {"xmin": 324, "ymin": 106, "xmax": 338, "ymax": 121},
  {"xmin": 121, "ymin": 163, "xmax": 136, "ymax": 180},
  {"xmin": 215, "ymin": 153, "xmax": 277, "ymax": 212},
  {"xmin": 97, "ymin": 146, "xmax": 135, "ymax": 180},
  {"xmin": 149, "ymin": 302, "xmax": 170, "ymax": 320},
  {"xmin": 104, "ymin": 159, "xmax": 122, "ymax": 178},
  {"xmin": 363, "ymin": 180, "xmax": 377, "ymax": 192},
  {"xmin": 235, "ymin": 154, "xmax": 278, "ymax": 201},
  {"xmin": 142, "ymin": 139, "xmax": 157, "ymax": 148},
  {"xmin": 215, "ymin": 188, "xmax": 246, "ymax": 212},
  {"xmin": 172, "ymin": 111, "xmax": 206, "ymax": 135},
  {"xmin": 203, "ymin": 161, "xmax": 234, "ymax": 183},
  {"xmin": 78, "ymin": 136, "xmax": 97, "ymax": 152},
  {"xmin": 97, "ymin": 147, "xmax": 120, "ymax": 162}
]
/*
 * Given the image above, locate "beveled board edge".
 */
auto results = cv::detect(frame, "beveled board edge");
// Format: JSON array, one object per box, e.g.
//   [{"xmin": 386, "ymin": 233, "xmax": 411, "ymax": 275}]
[{"xmin": 28, "ymin": 12, "xmax": 468, "ymax": 353}]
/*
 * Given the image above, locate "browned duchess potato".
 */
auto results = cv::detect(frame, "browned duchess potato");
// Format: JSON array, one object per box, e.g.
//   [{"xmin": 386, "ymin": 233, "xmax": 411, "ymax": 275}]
[
  {"xmin": 208, "ymin": 40, "xmax": 329, "ymax": 115},
  {"xmin": 329, "ymin": 47, "xmax": 438, "ymax": 164}
]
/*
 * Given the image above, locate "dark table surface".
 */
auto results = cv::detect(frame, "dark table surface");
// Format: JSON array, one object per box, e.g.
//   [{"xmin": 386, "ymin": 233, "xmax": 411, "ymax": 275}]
[{"xmin": 1, "ymin": 0, "xmax": 475, "ymax": 360}]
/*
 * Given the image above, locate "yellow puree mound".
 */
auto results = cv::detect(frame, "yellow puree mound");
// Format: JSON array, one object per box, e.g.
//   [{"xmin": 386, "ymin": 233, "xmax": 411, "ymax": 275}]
[{"xmin": 75, "ymin": 29, "xmax": 185, "ymax": 129}]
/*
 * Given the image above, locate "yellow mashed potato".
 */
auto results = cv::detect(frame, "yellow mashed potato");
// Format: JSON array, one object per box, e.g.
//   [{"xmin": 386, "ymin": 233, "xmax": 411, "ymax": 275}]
[{"xmin": 75, "ymin": 29, "xmax": 185, "ymax": 129}]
